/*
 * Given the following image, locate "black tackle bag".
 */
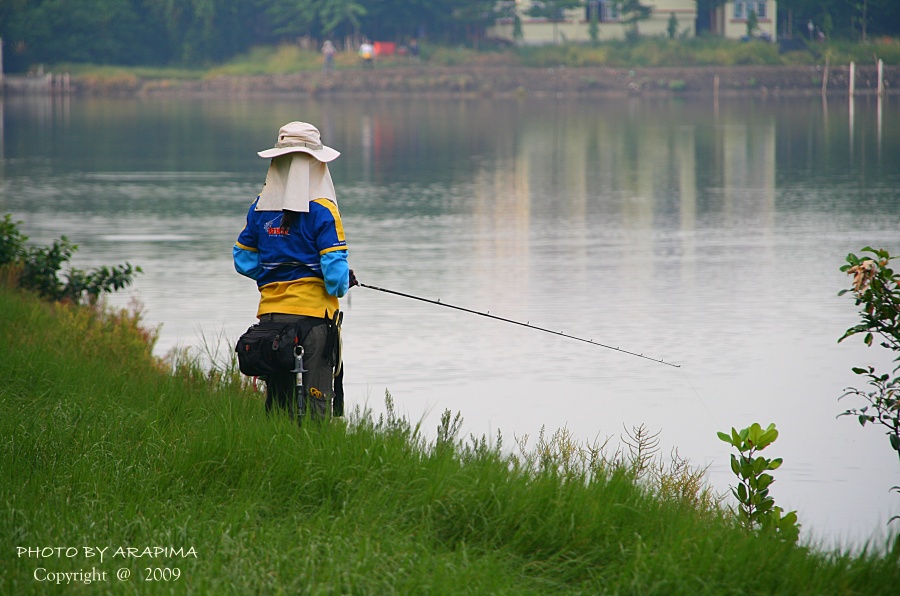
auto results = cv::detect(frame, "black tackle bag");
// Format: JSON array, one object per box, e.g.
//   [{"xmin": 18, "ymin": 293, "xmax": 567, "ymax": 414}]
[{"xmin": 234, "ymin": 322, "xmax": 300, "ymax": 377}]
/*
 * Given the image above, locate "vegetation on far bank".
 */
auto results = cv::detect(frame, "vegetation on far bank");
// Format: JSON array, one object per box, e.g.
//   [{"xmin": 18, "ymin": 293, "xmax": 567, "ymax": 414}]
[{"xmin": 39, "ymin": 36, "xmax": 900, "ymax": 89}]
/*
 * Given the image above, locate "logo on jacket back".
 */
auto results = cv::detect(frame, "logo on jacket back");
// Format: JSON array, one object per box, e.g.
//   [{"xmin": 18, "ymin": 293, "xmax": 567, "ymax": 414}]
[{"xmin": 264, "ymin": 217, "xmax": 290, "ymax": 237}]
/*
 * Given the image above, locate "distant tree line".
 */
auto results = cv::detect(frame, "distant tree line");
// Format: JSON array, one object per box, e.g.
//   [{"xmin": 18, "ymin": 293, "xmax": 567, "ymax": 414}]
[
  {"xmin": 1, "ymin": 0, "xmax": 898, "ymax": 72},
  {"xmin": 697, "ymin": 0, "xmax": 900, "ymax": 41},
  {"xmin": 0, "ymin": 0, "xmax": 501, "ymax": 71}
]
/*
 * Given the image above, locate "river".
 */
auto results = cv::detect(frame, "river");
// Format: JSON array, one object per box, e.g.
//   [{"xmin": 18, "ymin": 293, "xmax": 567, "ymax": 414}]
[{"xmin": 2, "ymin": 92, "xmax": 898, "ymax": 550}]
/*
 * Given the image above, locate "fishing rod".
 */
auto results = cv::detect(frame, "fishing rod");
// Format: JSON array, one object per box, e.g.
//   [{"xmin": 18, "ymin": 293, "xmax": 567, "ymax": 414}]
[{"xmin": 356, "ymin": 282, "xmax": 680, "ymax": 368}]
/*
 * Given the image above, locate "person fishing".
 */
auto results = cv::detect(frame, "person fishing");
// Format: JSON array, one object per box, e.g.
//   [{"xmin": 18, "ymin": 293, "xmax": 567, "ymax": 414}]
[{"xmin": 233, "ymin": 121, "xmax": 357, "ymax": 419}]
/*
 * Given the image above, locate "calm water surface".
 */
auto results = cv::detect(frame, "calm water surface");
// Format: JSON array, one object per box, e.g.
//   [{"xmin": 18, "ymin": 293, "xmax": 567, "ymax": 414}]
[{"xmin": 2, "ymin": 93, "xmax": 899, "ymax": 549}]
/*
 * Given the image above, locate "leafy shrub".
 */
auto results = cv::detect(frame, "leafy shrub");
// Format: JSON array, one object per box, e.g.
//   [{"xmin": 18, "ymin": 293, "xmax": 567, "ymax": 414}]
[
  {"xmin": 18, "ymin": 236, "xmax": 77, "ymax": 300},
  {"xmin": 839, "ymin": 247, "xmax": 900, "ymax": 464},
  {"xmin": 0, "ymin": 214, "xmax": 28, "ymax": 266},
  {"xmin": 718, "ymin": 423, "xmax": 800, "ymax": 542},
  {"xmin": 1, "ymin": 213, "xmax": 141, "ymax": 305}
]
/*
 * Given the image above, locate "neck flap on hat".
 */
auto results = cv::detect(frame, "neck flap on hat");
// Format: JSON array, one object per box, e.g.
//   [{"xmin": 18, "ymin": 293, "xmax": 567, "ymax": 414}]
[{"xmin": 256, "ymin": 154, "xmax": 337, "ymax": 212}]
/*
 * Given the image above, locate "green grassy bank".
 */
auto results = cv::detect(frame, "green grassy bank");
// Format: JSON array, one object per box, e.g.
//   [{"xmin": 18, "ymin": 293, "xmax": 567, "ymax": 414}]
[
  {"xmin": 53, "ymin": 36, "xmax": 900, "ymax": 81},
  {"xmin": 2, "ymin": 285, "xmax": 899, "ymax": 594}
]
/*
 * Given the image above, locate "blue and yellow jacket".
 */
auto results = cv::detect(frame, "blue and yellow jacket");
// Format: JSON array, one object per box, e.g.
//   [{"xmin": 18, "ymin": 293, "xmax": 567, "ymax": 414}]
[{"xmin": 233, "ymin": 198, "xmax": 349, "ymax": 318}]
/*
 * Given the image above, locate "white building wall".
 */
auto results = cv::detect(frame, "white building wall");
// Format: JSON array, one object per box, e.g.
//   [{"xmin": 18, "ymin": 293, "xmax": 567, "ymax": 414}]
[
  {"xmin": 490, "ymin": 0, "xmax": 698, "ymax": 44},
  {"xmin": 722, "ymin": 1, "xmax": 778, "ymax": 41},
  {"xmin": 489, "ymin": 1, "xmax": 775, "ymax": 44}
]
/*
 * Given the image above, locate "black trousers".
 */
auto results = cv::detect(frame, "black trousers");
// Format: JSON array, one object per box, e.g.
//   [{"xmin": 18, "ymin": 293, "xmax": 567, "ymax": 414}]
[{"xmin": 260, "ymin": 315, "xmax": 333, "ymax": 420}]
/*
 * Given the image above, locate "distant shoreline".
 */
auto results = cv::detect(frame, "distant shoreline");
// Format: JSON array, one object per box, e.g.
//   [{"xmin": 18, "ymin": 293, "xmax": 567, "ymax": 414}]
[{"xmin": 5, "ymin": 64, "xmax": 898, "ymax": 99}]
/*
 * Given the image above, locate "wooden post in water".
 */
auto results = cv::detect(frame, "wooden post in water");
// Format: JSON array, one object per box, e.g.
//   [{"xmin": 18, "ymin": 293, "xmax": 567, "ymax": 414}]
[
  {"xmin": 849, "ymin": 62, "xmax": 855, "ymax": 97},
  {"xmin": 877, "ymin": 58, "xmax": 884, "ymax": 154},
  {"xmin": 877, "ymin": 85, "xmax": 883, "ymax": 156},
  {"xmin": 849, "ymin": 63, "xmax": 855, "ymax": 156},
  {"xmin": 713, "ymin": 75, "xmax": 719, "ymax": 117}
]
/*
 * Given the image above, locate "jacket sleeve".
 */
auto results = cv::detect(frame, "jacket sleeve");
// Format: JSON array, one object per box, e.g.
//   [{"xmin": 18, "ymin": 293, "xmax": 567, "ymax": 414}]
[
  {"xmin": 321, "ymin": 250, "xmax": 349, "ymax": 297},
  {"xmin": 233, "ymin": 242, "xmax": 262, "ymax": 280},
  {"xmin": 311, "ymin": 199, "xmax": 349, "ymax": 297},
  {"xmin": 234, "ymin": 200, "xmax": 262, "ymax": 280}
]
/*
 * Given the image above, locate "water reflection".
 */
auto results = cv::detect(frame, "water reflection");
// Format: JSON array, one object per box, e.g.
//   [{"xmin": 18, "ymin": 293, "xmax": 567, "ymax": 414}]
[{"xmin": 1, "ymin": 94, "xmax": 899, "ymax": 549}]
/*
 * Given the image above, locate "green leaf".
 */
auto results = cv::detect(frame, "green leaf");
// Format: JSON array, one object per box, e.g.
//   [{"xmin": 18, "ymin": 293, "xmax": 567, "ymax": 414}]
[
  {"xmin": 752, "ymin": 456, "xmax": 768, "ymax": 475},
  {"xmin": 717, "ymin": 431, "xmax": 733, "ymax": 445},
  {"xmin": 758, "ymin": 428, "xmax": 778, "ymax": 447},
  {"xmin": 768, "ymin": 458, "xmax": 783, "ymax": 470},
  {"xmin": 748, "ymin": 423, "xmax": 763, "ymax": 441}
]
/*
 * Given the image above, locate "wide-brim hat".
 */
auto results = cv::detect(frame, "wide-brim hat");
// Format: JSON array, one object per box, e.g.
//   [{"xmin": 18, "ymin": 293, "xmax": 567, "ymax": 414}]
[{"xmin": 257, "ymin": 121, "xmax": 340, "ymax": 162}]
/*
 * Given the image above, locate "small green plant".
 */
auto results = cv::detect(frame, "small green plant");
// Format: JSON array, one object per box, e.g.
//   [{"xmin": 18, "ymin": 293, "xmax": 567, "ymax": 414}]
[
  {"xmin": 839, "ymin": 247, "xmax": 900, "ymax": 464},
  {"xmin": 718, "ymin": 423, "xmax": 800, "ymax": 542}
]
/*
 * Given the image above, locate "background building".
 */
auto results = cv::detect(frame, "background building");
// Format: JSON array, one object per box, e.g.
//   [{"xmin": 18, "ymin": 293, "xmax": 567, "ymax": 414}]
[{"xmin": 489, "ymin": 1, "xmax": 778, "ymax": 44}]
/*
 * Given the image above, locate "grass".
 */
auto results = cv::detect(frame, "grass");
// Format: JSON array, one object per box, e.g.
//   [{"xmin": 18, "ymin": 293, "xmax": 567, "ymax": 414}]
[
  {"xmin": 2, "ymin": 283, "xmax": 899, "ymax": 593},
  {"xmin": 52, "ymin": 64, "xmax": 206, "ymax": 80},
  {"xmin": 206, "ymin": 44, "xmax": 328, "ymax": 76},
  {"xmin": 40, "ymin": 37, "xmax": 900, "ymax": 84},
  {"xmin": 515, "ymin": 37, "xmax": 786, "ymax": 67}
]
